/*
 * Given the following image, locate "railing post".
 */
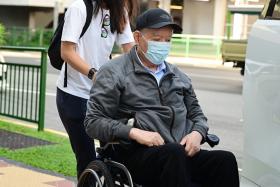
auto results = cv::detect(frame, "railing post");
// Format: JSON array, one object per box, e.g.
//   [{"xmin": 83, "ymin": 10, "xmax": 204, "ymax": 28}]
[
  {"xmin": 11, "ymin": 27, "xmax": 16, "ymax": 46},
  {"xmin": 38, "ymin": 49, "xmax": 47, "ymax": 131},
  {"xmin": 39, "ymin": 28, "xmax": 44, "ymax": 46},
  {"xmin": 216, "ymin": 38, "xmax": 221, "ymax": 59},
  {"xmin": 185, "ymin": 35, "xmax": 190, "ymax": 57},
  {"xmin": 226, "ymin": 11, "xmax": 233, "ymax": 39}
]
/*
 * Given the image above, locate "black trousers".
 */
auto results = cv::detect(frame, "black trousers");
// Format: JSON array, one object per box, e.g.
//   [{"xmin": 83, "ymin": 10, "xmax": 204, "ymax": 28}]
[
  {"xmin": 114, "ymin": 143, "xmax": 239, "ymax": 187},
  {"xmin": 56, "ymin": 88, "xmax": 96, "ymax": 178}
]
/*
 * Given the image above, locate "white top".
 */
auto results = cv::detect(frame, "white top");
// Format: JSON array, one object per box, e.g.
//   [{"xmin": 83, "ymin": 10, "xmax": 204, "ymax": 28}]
[{"xmin": 57, "ymin": 0, "xmax": 134, "ymax": 99}]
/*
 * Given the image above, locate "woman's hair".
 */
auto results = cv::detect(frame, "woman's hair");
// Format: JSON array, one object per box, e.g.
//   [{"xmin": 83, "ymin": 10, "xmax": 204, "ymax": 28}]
[{"xmin": 93, "ymin": 0, "xmax": 139, "ymax": 34}]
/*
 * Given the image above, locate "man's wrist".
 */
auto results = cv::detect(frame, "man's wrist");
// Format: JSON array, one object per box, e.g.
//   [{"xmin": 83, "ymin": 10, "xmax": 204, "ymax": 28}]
[
  {"xmin": 192, "ymin": 130, "xmax": 204, "ymax": 143},
  {"xmin": 129, "ymin": 128, "xmax": 139, "ymax": 140}
]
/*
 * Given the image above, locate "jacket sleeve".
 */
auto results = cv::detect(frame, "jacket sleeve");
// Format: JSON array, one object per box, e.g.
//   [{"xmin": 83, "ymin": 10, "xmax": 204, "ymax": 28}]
[
  {"xmin": 183, "ymin": 81, "xmax": 209, "ymax": 139},
  {"xmin": 84, "ymin": 67, "xmax": 132, "ymax": 142}
]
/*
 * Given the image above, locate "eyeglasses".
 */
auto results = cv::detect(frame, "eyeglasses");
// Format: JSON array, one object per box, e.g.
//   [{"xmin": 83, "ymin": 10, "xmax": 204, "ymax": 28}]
[{"xmin": 101, "ymin": 14, "xmax": 110, "ymax": 38}]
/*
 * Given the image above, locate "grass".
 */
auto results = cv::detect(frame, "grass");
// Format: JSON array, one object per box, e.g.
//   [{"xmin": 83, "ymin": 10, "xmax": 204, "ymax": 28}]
[{"xmin": 0, "ymin": 120, "xmax": 76, "ymax": 177}]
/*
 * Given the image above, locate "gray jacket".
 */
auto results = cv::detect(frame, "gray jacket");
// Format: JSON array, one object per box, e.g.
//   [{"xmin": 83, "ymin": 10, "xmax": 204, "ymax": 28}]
[{"xmin": 84, "ymin": 46, "xmax": 208, "ymax": 144}]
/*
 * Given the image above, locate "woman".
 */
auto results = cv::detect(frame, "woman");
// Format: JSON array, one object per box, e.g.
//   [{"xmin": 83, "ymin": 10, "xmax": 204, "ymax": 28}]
[{"xmin": 56, "ymin": 0, "xmax": 138, "ymax": 179}]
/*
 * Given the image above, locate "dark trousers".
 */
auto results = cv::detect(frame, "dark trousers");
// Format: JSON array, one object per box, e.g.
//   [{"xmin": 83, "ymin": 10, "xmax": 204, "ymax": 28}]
[
  {"xmin": 56, "ymin": 88, "xmax": 96, "ymax": 178},
  {"xmin": 115, "ymin": 143, "xmax": 239, "ymax": 187}
]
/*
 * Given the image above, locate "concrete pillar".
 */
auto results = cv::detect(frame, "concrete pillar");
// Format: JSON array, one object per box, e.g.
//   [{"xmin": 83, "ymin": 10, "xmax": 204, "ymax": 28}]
[
  {"xmin": 182, "ymin": 0, "xmax": 215, "ymax": 35},
  {"xmin": 29, "ymin": 12, "xmax": 36, "ymax": 29},
  {"xmin": 242, "ymin": 14, "xmax": 248, "ymax": 39},
  {"xmin": 53, "ymin": 0, "xmax": 64, "ymax": 31},
  {"xmin": 213, "ymin": 0, "xmax": 227, "ymax": 37},
  {"xmin": 158, "ymin": 0, "xmax": 171, "ymax": 13},
  {"xmin": 182, "ymin": 0, "xmax": 188, "ymax": 34},
  {"xmin": 232, "ymin": 0, "xmax": 246, "ymax": 39}
]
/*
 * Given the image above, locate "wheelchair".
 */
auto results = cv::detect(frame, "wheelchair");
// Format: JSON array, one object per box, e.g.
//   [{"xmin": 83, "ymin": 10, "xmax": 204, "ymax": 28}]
[{"xmin": 77, "ymin": 134, "xmax": 220, "ymax": 187}]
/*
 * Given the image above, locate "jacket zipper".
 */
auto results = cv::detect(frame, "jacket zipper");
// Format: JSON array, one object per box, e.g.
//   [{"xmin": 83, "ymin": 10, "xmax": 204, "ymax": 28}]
[
  {"xmin": 169, "ymin": 106, "xmax": 177, "ymax": 142},
  {"xmin": 138, "ymin": 72, "xmax": 177, "ymax": 142},
  {"xmin": 159, "ymin": 75, "xmax": 177, "ymax": 142},
  {"xmin": 140, "ymin": 72, "xmax": 165, "ymax": 104}
]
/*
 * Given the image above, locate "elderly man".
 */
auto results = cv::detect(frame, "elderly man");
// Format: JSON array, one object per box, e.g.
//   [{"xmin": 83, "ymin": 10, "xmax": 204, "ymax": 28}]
[{"xmin": 84, "ymin": 8, "xmax": 239, "ymax": 187}]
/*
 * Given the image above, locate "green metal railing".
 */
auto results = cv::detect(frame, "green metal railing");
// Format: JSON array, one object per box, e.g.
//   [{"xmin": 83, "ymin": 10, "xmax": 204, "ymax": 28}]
[
  {"xmin": 4, "ymin": 27, "xmax": 224, "ymax": 58},
  {"xmin": 0, "ymin": 46, "xmax": 47, "ymax": 131},
  {"xmin": 170, "ymin": 34, "xmax": 223, "ymax": 59},
  {"xmin": 111, "ymin": 34, "xmax": 224, "ymax": 59},
  {"xmin": 4, "ymin": 27, "xmax": 224, "ymax": 59}
]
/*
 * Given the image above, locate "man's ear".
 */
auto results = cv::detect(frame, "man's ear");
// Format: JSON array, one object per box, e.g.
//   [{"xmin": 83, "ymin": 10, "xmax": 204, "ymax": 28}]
[{"xmin": 133, "ymin": 31, "xmax": 141, "ymax": 45}]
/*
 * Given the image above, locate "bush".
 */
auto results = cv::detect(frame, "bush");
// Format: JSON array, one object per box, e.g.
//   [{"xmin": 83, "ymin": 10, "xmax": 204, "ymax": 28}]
[
  {"xmin": 0, "ymin": 23, "xmax": 6, "ymax": 45},
  {"xmin": 5, "ymin": 27, "xmax": 53, "ymax": 47}
]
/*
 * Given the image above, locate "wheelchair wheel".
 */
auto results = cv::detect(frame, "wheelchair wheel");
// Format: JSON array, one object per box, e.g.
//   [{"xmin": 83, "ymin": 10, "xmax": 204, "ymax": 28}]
[{"xmin": 78, "ymin": 160, "xmax": 114, "ymax": 187}]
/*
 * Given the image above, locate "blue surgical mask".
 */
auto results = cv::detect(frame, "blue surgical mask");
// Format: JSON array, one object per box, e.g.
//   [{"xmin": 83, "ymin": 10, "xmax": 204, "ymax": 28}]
[{"xmin": 141, "ymin": 37, "xmax": 171, "ymax": 65}]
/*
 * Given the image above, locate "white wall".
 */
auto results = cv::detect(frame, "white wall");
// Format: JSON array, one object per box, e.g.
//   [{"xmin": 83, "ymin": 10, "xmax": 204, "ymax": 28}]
[
  {"xmin": 213, "ymin": 0, "xmax": 227, "ymax": 37},
  {"xmin": 0, "ymin": 6, "xmax": 53, "ymax": 28},
  {"xmin": 29, "ymin": 11, "xmax": 53, "ymax": 29},
  {"xmin": 0, "ymin": 0, "xmax": 74, "ymax": 29},
  {"xmin": 0, "ymin": 0, "xmax": 72, "ymax": 8},
  {"xmin": 0, "ymin": 0, "xmax": 53, "ymax": 7},
  {"xmin": 158, "ymin": 0, "xmax": 171, "ymax": 13},
  {"xmin": 182, "ymin": 0, "xmax": 215, "ymax": 35}
]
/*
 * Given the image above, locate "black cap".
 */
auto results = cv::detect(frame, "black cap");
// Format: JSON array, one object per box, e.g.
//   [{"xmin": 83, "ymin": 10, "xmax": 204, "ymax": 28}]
[{"xmin": 136, "ymin": 8, "xmax": 182, "ymax": 33}]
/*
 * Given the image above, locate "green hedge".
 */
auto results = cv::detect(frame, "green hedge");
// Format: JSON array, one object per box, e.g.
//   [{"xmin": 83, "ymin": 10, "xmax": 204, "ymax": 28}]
[
  {"xmin": 5, "ymin": 27, "xmax": 53, "ymax": 47},
  {"xmin": 0, "ymin": 23, "xmax": 5, "ymax": 45}
]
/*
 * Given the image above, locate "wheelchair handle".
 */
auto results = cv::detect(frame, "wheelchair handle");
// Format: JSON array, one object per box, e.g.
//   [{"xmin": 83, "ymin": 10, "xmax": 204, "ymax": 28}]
[{"xmin": 205, "ymin": 134, "xmax": 220, "ymax": 148}]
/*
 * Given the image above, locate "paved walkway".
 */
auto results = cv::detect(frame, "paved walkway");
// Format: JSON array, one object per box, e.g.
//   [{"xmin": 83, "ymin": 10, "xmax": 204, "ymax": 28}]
[
  {"xmin": 0, "ymin": 158, "xmax": 76, "ymax": 187},
  {"xmin": 0, "ymin": 116, "xmax": 75, "ymax": 187}
]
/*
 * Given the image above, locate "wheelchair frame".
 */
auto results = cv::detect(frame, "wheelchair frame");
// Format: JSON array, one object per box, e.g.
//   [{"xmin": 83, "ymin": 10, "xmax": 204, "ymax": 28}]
[
  {"xmin": 78, "ymin": 142, "xmax": 140, "ymax": 187},
  {"xmin": 77, "ymin": 134, "xmax": 219, "ymax": 187}
]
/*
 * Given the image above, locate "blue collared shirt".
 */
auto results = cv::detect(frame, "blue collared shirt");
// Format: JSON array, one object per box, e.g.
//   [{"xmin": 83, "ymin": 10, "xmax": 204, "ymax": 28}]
[{"xmin": 136, "ymin": 50, "xmax": 167, "ymax": 85}]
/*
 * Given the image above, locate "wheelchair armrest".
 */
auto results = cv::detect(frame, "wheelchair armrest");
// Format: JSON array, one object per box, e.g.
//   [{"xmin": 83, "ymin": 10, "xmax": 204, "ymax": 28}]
[{"xmin": 205, "ymin": 134, "xmax": 220, "ymax": 148}]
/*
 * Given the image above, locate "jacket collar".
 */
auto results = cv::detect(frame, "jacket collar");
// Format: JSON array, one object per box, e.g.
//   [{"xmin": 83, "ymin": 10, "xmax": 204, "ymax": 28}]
[{"xmin": 129, "ymin": 45, "xmax": 175, "ymax": 77}]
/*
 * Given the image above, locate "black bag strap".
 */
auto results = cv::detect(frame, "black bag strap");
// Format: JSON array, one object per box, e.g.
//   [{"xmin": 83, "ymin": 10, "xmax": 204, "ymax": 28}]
[
  {"xmin": 81, "ymin": 0, "xmax": 93, "ymax": 38},
  {"xmin": 64, "ymin": 0, "xmax": 93, "ymax": 87},
  {"xmin": 64, "ymin": 64, "xmax": 68, "ymax": 87}
]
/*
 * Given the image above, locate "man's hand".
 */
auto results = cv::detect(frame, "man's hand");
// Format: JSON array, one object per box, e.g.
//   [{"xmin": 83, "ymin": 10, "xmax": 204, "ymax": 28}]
[
  {"xmin": 129, "ymin": 128, "xmax": 165, "ymax": 147},
  {"xmin": 180, "ymin": 131, "xmax": 203, "ymax": 157}
]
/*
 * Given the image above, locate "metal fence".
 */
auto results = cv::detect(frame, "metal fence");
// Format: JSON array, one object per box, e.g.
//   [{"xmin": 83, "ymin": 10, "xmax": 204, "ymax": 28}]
[
  {"xmin": 0, "ymin": 46, "xmax": 47, "ymax": 131},
  {"xmin": 4, "ymin": 27, "xmax": 224, "ymax": 59},
  {"xmin": 112, "ymin": 34, "xmax": 224, "ymax": 59},
  {"xmin": 170, "ymin": 34, "xmax": 223, "ymax": 59}
]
